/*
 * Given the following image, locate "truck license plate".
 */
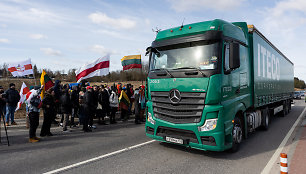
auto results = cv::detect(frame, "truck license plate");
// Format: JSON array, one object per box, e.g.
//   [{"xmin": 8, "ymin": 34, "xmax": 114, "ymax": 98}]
[{"xmin": 165, "ymin": 137, "xmax": 184, "ymax": 144}]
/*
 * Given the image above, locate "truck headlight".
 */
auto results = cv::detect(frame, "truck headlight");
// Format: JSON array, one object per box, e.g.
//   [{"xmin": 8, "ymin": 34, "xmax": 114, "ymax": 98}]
[
  {"xmin": 198, "ymin": 119, "xmax": 218, "ymax": 132},
  {"xmin": 147, "ymin": 112, "xmax": 155, "ymax": 125}
]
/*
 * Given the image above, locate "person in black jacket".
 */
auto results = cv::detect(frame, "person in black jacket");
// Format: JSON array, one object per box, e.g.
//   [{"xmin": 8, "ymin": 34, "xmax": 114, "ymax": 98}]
[
  {"xmin": 40, "ymin": 88, "xmax": 55, "ymax": 136},
  {"xmin": 60, "ymin": 87, "xmax": 72, "ymax": 131},
  {"xmin": 98, "ymin": 85, "xmax": 110, "ymax": 125},
  {"xmin": 70, "ymin": 86, "xmax": 79, "ymax": 127},
  {"xmin": 5, "ymin": 83, "xmax": 20, "ymax": 126},
  {"xmin": 83, "ymin": 86, "xmax": 94, "ymax": 132},
  {"xmin": 90, "ymin": 85, "xmax": 99, "ymax": 128},
  {"xmin": 0, "ymin": 86, "xmax": 6, "ymax": 117}
]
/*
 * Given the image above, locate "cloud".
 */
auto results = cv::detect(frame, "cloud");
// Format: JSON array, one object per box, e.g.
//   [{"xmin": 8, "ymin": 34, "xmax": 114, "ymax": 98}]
[
  {"xmin": 0, "ymin": 38, "xmax": 10, "ymax": 43},
  {"xmin": 40, "ymin": 48, "xmax": 62, "ymax": 56},
  {"xmin": 0, "ymin": 3, "xmax": 64, "ymax": 24},
  {"xmin": 167, "ymin": 0, "xmax": 245, "ymax": 12},
  {"xmin": 91, "ymin": 44, "xmax": 117, "ymax": 55},
  {"xmin": 88, "ymin": 12, "xmax": 136, "ymax": 29},
  {"xmin": 29, "ymin": 34, "xmax": 47, "ymax": 39},
  {"xmin": 257, "ymin": 0, "xmax": 306, "ymax": 80}
]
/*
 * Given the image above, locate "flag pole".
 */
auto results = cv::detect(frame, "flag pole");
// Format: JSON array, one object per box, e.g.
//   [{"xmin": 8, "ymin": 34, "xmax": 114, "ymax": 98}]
[
  {"xmin": 141, "ymin": 55, "xmax": 143, "ymax": 86},
  {"xmin": 33, "ymin": 68, "xmax": 37, "ymax": 86},
  {"xmin": 30, "ymin": 59, "xmax": 37, "ymax": 86}
]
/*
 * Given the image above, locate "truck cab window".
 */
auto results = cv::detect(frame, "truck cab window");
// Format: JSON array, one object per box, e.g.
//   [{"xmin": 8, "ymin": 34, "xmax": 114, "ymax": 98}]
[{"xmin": 224, "ymin": 42, "xmax": 230, "ymax": 72}]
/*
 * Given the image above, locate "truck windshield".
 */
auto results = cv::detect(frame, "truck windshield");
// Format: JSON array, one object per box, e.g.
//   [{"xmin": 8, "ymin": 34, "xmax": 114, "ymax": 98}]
[{"xmin": 150, "ymin": 41, "xmax": 220, "ymax": 71}]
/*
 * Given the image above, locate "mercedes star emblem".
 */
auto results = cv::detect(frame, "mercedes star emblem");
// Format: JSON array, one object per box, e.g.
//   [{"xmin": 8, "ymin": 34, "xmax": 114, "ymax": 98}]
[{"xmin": 169, "ymin": 89, "xmax": 181, "ymax": 104}]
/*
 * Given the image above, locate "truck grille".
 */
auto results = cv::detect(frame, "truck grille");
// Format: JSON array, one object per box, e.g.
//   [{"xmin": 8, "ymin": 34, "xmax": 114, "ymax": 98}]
[
  {"xmin": 151, "ymin": 91, "xmax": 205, "ymax": 124},
  {"xmin": 156, "ymin": 126, "xmax": 198, "ymax": 143}
]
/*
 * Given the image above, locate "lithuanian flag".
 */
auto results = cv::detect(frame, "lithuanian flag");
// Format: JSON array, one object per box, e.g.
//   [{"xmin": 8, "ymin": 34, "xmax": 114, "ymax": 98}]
[
  {"xmin": 40, "ymin": 69, "xmax": 54, "ymax": 99},
  {"xmin": 119, "ymin": 90, "xmax": 130, "ymax": 110},
  {"xmin": 121, "ymin": 55, "xmax": 142, "ymax": 70}
]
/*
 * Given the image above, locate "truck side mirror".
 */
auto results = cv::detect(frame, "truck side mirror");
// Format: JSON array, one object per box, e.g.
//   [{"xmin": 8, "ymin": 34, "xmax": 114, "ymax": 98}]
[
  {"xmin": 229, "ymin": 43, "xmax": 240, "ymax": 69},
  {"xmin": 145, "ymin": 47, "xmax": 152, "ymax": 56}
]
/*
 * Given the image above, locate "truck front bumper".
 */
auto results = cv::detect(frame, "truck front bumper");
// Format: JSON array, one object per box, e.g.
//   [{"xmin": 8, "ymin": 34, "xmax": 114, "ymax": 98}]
[{"xmin": 145, "ymin": 105, "xmax": 233, "ymax": 152}]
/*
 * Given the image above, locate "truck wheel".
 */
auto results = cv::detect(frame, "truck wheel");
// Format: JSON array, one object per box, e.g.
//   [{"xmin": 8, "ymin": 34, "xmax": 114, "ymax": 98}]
[
  {"xmin": 280, "ymin": 101, "xmax": 287, "ymax": 117},
  {"xmin": 287, "ymin": 100, "xmax": 291, "ymax": 113},
  {"xmin": 230, "ymin": 117, "xmax": 243, "ymax": 153},
  {"xmin": 261, "ymin": 108, "xmax": 269, "ymax": 130}
]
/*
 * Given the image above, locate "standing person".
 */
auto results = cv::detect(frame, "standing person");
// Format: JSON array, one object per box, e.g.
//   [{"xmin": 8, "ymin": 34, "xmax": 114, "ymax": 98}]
[
  {"xmin": 119, "ymin": 87, "xmax": 130, "ymax": 121},
  {"xmin": 70, "ymin": 86, "xmax": 79, "ymax": 127},
  {"xmin": 99, "ymin": 85, "xmax": 110, "ymax": 125},
  {"xmin": 53, "ymin": 80, "xmax": 62, "ymax": 124},
  {"xmin": 5, "ymin": 83, "xmax": 20, "ymax": 126},
  {"xmin": 60, "ymin": 87, "xmax": 72, "ymax": 132},
  {"xmin": 0, "ymin": 86, "xmax": 6, "ymax": 119},
  {"xmin": 28, "ymin": 86, "xmax": 43, "ymax": 143},
  {"xmin": 78, "ymin": 95, "xmax": 85, "ymax": 127},
  {"xmin": 109, "ymin": 86, "xmax": 118, "ymax": 124},
  {"xmin": 91, "ymin": 85, "xmax": 99, "ymax": 128},
  {"xmin": 40, "ymin": 88, "xmax": 55, "ymax": 136},
  {"xmin": 83, "ymin": 86, "xmax": 94, "ymax": 132},
  {"xmin": 139, "ymin": 86, "xmax": 146, "ymax": 122},
  {"xmin": 134, "ymin": 88, "xmax": 141, "ymax": 124}
]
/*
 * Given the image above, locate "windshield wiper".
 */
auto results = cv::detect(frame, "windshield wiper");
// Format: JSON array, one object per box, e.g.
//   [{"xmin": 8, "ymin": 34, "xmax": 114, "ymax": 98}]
[
  {"xmin": 153, "ymin": 68, "xmax": 174, "ymax": 78},
  {"xmin": 173, "ymin": 67, "xmax": 206, "ymax": 77}
]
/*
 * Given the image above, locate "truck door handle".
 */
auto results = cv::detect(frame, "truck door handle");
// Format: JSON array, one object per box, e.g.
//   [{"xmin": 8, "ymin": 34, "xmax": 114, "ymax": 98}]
[{"xmin": 235, "ymin": 88, "xmax": 240, "ymax": 94}]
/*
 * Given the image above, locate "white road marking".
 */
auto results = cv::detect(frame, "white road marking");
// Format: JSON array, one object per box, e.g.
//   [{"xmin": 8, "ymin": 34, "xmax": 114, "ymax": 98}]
[
  {"xmin": 43, "ymin": 140, "xmax": 156, "ymax": 174},
  {"xmin": 261, "ymin": 106, "xmax": 306, "ymax": 174}
]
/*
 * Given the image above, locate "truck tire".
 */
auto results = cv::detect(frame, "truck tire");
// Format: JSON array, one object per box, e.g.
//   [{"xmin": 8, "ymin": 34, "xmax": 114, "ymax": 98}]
[
  {"xmin": 230, "ymin": 117, "xmax": 243, "ymax": 153},
  {"xmin": 280, "ymin": 101, "xmax": 287, "ymax": 117},
  {"xmin": 261, "ymin": 108, "xmax": 269, "ymax": 130},
  {"xmin": 287, "ymin": 100, "xmax": 291, "ymax": 113}
]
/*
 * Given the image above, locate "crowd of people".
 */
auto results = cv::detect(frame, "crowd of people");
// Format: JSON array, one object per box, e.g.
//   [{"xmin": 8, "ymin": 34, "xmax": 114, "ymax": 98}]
[{"xmin": 0, "ymin": 81, "xmax": 147, "ymax": 143}]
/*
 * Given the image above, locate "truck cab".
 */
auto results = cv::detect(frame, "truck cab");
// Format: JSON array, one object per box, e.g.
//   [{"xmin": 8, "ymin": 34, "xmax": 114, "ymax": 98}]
[
  {"xmin": 145, "ymin": 19, "xmax": 250, "ymax": 151},
  {"xmin": 145, "ymin": 19, "xmax": 293, "ymax": 152}
]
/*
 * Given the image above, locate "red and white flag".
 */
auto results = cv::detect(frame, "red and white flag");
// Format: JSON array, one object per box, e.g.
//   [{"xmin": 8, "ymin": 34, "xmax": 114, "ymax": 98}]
[
  {"xmin": 8, "ymin": 59, "xmax": 34, "ymax": 77},
  {"xmin": 16, "ymin": 82, "xmax": 30, "ymax": 111},
  {"xmin": 76, "ymin": 55, "xmax": 110, "ymax": 83}
]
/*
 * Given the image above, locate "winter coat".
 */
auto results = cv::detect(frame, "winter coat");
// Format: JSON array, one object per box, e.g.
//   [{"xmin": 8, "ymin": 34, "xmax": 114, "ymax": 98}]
[
  {"xmin": 98, "ymin": 89, "xmax": 110, "ymax": 109},
  {"xmin": 0, "ymin": 91, "xmax": 6, "ymax": 109},
  {"xmin": 60, "ymin": 90, "xmax": 72, "ymax": 114},
  {"xmin": 84, "ymin": 91, "xmax": 95, "ymax": 112},
  {"xmin": 5, "ymin": 88, "xmax": 20, "ymax": 107},
  {"xmin": 54, "ymin": 80, "xmax": 62, "ymax": 100},
  {"xmin": 42, "ymin": 93, "xmax": 55, "ymax": 111},
  {"xmin": 28, "ymin": 89, "xmax": 42, "ymax": 113},
  {"xmin": 109, "ymin": 91, "xmax": 119, "ymax": 108},
  {"xmin": 70, "ymin": 88, "xmax": 79, "ymax": 108}
]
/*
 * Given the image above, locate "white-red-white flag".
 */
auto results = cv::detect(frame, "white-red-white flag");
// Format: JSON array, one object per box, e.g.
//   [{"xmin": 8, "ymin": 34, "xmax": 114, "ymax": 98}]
[
  {"xmin": 76, "ymin": 55, "xmax": 110, "ymax": 83},
  {"xmin": 16, "ymin": 82, "xmax": 30, "ymax": 111},
  {"xmin": 8, "ymin": 59, "xmax": 34, "ymax": 77}
]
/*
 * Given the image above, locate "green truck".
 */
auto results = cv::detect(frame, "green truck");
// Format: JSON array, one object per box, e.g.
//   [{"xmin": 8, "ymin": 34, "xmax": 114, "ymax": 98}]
[{"xmin": 145, "ymin": 19, "xmax": 294, "ymax": 152}]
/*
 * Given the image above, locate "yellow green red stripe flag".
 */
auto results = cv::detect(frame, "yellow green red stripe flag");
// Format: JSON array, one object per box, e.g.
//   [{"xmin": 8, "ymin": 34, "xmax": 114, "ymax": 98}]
[
  {"xmin": 40, "ymin": 69, "xmax": 54, "ymax": 99},
  {"xmin": 121, "ymin": 55, "xmax": 142, "ymax": 70},
  {"xmin": 119, "ymin": 90, "xmax": 130, "ymax": 110}
]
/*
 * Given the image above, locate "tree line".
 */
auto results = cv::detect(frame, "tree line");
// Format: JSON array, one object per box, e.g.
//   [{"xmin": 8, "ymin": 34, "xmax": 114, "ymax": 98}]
[
  {"xmin": 294, "ymin": 77, "xmax": 305, "ymax": 89},
  {"xmin": 0, "ymin": 63, "xmax": 149, "ymax": 82}
]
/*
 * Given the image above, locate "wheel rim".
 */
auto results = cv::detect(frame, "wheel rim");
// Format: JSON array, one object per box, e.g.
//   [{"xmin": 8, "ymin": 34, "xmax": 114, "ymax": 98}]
[{"xmin": 233, "ymin": 124, "xmax": 242, "ymax": 144}]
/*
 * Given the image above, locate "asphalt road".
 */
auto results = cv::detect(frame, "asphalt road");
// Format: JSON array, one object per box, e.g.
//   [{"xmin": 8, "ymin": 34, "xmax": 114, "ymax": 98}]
[{"xmin": 0, "ymin": 99, "xmax": 305, "ymax": 174}]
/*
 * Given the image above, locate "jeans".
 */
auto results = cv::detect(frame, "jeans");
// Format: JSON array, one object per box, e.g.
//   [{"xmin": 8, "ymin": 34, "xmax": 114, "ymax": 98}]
[
  {"xmin": 71, "ymin": 107, "xmax": 78, "ymax": 125},
  {"xmin": 6, "ymin": 105, "xmax": 16, "ymax": 123},
  {"xmin": 63, "ymin": 114, "xmax": 70, "ymax": 131}
]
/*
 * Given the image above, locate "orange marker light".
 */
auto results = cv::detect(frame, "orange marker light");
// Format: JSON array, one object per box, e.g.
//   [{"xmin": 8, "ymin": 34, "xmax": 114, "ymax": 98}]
[{"xmin": 232, "ymin": 120, "xmax": 234, "ymax": 123}]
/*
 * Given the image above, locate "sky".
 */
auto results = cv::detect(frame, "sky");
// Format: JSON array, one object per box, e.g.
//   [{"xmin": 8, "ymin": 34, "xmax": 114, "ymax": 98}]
[{"xmin": 0, "ymin": 0, "xmax": 306, "ymax": 80}]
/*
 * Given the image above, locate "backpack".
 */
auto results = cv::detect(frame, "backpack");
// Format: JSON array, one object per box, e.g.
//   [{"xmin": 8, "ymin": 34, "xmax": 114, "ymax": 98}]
[{"xmin": 30, "ymin": 96, "xmax": 41, "ymax": 108}]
